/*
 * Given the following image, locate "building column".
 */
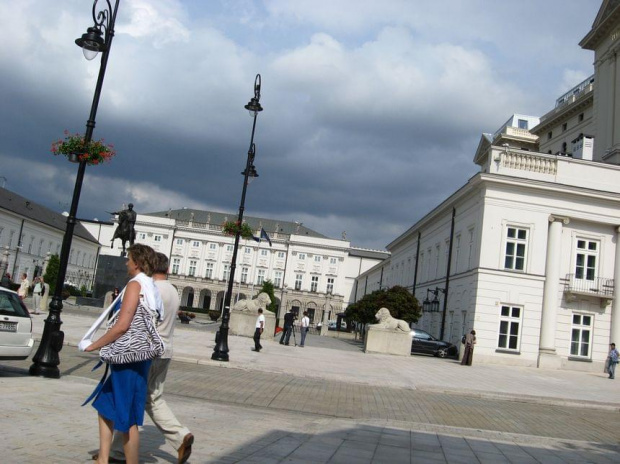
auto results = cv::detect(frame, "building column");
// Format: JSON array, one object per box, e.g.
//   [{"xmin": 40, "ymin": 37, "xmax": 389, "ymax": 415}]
[
  {"xmin": 538, "ymin": 215, "xmax": 569, "ymax": 368},
  {"xmin": 611, "ymin": 226, "xmax": 620, "ymax": 345}
]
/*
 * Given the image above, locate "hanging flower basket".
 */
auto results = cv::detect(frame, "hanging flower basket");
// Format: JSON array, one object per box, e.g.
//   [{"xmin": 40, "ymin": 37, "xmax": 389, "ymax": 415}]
[
  {"xmin": 222, "ymin": 220, "xmax": 255, "ymax": 239},
  {"xmin": 51, "ymin": 130, "xmax": 116, "ymax": 166}
]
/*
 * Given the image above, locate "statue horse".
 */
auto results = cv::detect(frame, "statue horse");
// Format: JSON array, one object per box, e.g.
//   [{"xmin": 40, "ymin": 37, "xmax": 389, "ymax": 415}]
[{"xmin": 110, "ymin": 204, "xmax": 137, "ymax": 256}]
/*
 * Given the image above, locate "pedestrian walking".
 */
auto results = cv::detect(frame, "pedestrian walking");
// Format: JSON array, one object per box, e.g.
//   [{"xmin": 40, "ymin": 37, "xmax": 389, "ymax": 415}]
[
  {"xmin": 299, "ymin": 311, "xmax": 310, "ymax": 347},
  {"xmin": 83, "ymin": 244, "xmax": 163, "ymax": 464},
  {"xmin": 606, "ymin": 343, "xmax": 619, "ymax": 380},
  {"xmin": 461, "ymin": 330, "xmax": 476, "ymax": 366},
  {"xmin": 17, "ymin": 273, "xmax": 29, "ymax": 301},
  {"xmin": 253, "ymin": 308, "xmax": 265, "ymax": 352},
  {"xmin": 279, "ymin": 308, "xmax": 295, "ymax": 345},
  {"xmin": 32, "ymin": 277, "xmax": 43, "ymax": 314},
  {"xmin": 104, "ymin": 253, "xmax": 194, "ymax": 464}
]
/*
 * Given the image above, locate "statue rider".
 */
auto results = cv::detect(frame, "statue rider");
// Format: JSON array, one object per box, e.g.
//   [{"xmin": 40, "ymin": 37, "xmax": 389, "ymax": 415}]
[{"xmin": 110, "ymin": 203, "xmax": 137, "ymax": 256}]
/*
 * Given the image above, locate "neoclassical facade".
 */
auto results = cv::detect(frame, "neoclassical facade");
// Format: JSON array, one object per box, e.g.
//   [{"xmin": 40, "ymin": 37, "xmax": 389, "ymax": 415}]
[
  {"xmin": 354, "ymin": 1, "xmax": 620, "ymax": 372},
  {"xmin": 87, "ymin": 209, "xmax": 387, "ymax": 325},
  {"xmin": 0, "ymin": 187, "xmax": 100, "ymax": 288}
]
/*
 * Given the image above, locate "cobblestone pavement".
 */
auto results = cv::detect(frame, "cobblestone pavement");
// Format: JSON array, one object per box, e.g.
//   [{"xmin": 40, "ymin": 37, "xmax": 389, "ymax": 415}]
[
  {"xmin": 2, "ymin": 306, "xmax": 619, "ymax": 463},
  {"xmin": 2, "ymin": 365, "xmax": 619, "ymax": 464}
]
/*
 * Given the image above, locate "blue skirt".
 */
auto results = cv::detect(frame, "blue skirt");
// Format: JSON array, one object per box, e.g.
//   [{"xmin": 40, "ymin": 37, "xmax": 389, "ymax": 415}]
[{"xmin": 92, "ymin": 360, "xmax": 151, "ymax": 433}]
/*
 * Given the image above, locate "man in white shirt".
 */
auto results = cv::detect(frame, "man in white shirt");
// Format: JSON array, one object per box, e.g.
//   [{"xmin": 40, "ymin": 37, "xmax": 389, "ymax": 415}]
[
  {"xmin": 104, "ymin": 253, "xmax": 194, "ymax": 464},
  {"xmin": 17, "ymin": 273, "xmax": 29, "ymax": 301},
  {"xmin": 253, "ymin": 308, "xmax": 265, "ymax": 352},
  {"xmin": 32, "ymin": 277, "xmax": 42, "ymax": 315},
  {"xmin": 299, "ymin": 311, "xmax": 310, "ymax": 347}
]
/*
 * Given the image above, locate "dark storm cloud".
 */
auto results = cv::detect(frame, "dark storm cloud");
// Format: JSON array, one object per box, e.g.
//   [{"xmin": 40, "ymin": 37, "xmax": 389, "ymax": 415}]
[{"xmin": 0, "ymin": 0, "xmax": 597, "ymax": 249}]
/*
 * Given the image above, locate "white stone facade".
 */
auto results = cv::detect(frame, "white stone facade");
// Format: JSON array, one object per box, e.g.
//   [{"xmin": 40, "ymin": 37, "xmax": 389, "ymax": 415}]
[
  {"xmin": 85, "ymin": 210, "xmax": 388, "ymax": 324},
  {"xmin": 354, "ymin": 1, "xmax": 620, "ymax": 372},
  {"xmin": 0, "ymin": 188, "xmax": 99, "ymax": 289}
]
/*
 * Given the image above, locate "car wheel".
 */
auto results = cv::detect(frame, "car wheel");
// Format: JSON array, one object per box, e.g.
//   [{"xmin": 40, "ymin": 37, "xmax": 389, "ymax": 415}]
[{"xmin": 437, "ymin": 348, "xmax": 448, "ymax": 358}]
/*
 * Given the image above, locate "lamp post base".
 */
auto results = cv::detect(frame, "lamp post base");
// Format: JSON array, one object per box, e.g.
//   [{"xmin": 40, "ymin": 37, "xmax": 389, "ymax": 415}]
[
  {"xmin": 211, "ymin": 329, "xmax": 230, "ymax": 362},
  {"xmin": 29, "ymin": 316, "xmax": 64, "ymax": 379}
]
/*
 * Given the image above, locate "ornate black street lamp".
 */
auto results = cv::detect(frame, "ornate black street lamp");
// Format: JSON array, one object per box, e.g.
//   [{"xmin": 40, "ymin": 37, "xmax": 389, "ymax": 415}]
[
  {"xmin": 422, "ymin": 287, "xmax": 445, "ymax": 314},
  {"xmin": 29, "ymin": 0, "xmax": 121, "ymax": 378},
  {"xmin": 212, "ymin": 74, "xmax": 263, "ymax": 362}
]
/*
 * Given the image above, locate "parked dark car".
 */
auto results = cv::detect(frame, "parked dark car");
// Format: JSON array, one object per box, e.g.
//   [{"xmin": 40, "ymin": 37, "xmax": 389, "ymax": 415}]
[{"xmin": 410, "ymin": 328, "xmax": 458, "ymax": 358}]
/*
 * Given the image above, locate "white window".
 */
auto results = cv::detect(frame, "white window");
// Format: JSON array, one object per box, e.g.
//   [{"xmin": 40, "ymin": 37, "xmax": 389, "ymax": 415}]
[
  {"xmin": 223, "ymin": 264, "xmax": 230, "ymax": 281},
  {"xmin": 38, "ymin": 239, "xmax": 44, "ymax": 256},
  {"xmin": 497, "ymin": 305, "xmax": 521, "ymax": 351},
  {"xmin": 575, "ymin": 239, "xmax": 598, "ymax": 281},
  {"xmin": 154, "ymin": 235, "xmax": 162, "ymax": 242},
  {"xmin": 278, "ymin": 251, "xmax": 286, "ymax": 259},
  {"xmin": 310, "ymin": 275, "xmax": 319, "ymax": 292},
  {"xmin": 205, "ymin": 262, "xmax": 214, "ymax": 279},
  {"xmin": 188, "ymin": 260, "xmax": 197, "ymax": 276},
  {"xmin": 295, "ymin": 274, "xmax": 303, "ymax": 291},
  {"xmin": 570, "ymin": 314, "xmax": 592, "ymax": 358},
  {"xmin": 261, "ymin": 249, "xmax": 268, "ymax": 256},
  {"xmin": 176, "ymin": 238, "xmax": 183, "ymax": 245},
  {"xmin": 298, "ymin": 253, "xmax": 306, "ymax": 260},
  {"xmin": 192, "ymin": 241, "xmax": 200, "ymax": 248},
  {"xmin": 244, "ymin": 247, "xmax": 252, "ymax": 255},
  {"xmin": 241, "ymin": 267, "xmax": 248, "ymax": 283},
  {"xmin": 504, "ymin": 227, "xmax": 527, "ymax": 271},
  {"xmin": 257, "ymin": 269, "xmax": 265, "ymax": 285},
  {"xmin": 326, "ymin": 278, "xmax": 334, "ymax": 294},
  {"xmin": 454, "ymin": 235, "xmax": 461, "ymax": 273},
  {"xmin": 274, "ymin": 271, "xmax": 283, "ymax": 287},
  {"xmin": 314, "ymin": 255, "xmax": 321, "ymax": 263},
  {"xmin": 172, "ymin": 258, "xmax": 180, "ymax": 274},
  {"xmin": 28, "ymin": 236, "xmax": 34, "ymax": 253},
  {"xmin": 209, "ymin": 243, "xmax": 217, "ymax": 250},
  {"xmin": 330, "ymin": 257, "xmax": 337, "ymax": 265},
  {"xmin": 226, "ymin": 245, "xmax": 233, "ymax": 252}
]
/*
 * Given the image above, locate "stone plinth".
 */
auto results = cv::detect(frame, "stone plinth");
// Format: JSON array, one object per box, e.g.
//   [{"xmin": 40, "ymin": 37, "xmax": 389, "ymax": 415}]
[
  {"xmin": 364, "ymin": 327, "xmax": 411, "ymax": 356},
  {"xmin": 229, "ymin": 311, "xmax": 276, "ymax": 338}
]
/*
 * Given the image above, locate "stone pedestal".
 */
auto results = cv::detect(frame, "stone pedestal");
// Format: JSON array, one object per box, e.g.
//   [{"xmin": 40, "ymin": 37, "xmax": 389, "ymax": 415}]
[
  {"xmin": 229, "ymin": 311, "xmax": 275, "ymax": 338},
  {"xmin": 364, "ymin": 327, "xmax": 411, "ymax": 356}
]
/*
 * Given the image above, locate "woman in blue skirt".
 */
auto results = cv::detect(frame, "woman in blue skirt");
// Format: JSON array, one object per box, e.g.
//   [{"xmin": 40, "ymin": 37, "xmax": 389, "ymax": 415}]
[{"xmin": 85, "ymin": 244, "xmax": 162, "ymax": 464}]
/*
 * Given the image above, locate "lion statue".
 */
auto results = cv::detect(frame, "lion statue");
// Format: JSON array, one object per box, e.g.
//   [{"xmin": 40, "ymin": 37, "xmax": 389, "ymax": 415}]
[
  {"xmin": 232, "ymin": 292, "xmax": 272, "ymax": 312},
  {"xmin": 373, "ymin": 307, "xmax": 410, "ymax": 332}
]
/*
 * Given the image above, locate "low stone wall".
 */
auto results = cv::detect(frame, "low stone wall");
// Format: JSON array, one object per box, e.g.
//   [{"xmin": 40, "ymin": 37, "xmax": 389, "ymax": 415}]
[
  {"xmin": 229, "ymin": 311, "xmax": 275, "ymax": 338},
  {"xmin": 364, "ymin": 327, "xmax": 411, "ymax": 356}
]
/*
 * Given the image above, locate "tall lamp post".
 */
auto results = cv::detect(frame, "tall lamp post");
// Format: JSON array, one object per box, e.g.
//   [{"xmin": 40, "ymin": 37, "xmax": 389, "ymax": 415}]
[
  {"xmin": 29, "ymin": 0, "xmax": 121, "ymax": 378},
  {"xmin": 212, "ymin": 74, "xmax": 263, "ymax": 362}
]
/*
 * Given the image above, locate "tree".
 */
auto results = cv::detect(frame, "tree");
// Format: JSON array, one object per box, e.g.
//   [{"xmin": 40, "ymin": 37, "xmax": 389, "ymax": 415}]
[
  {"xmin": 43, "ymin": 254, "xmax": 60, "ymax": 295},
  {"xmin": 256, "ymin": 279, "xmax": 277, "ymax": 314},
  {"xmin": 345, "ymin": 285, "xmax": 421, "ymax": 325}
]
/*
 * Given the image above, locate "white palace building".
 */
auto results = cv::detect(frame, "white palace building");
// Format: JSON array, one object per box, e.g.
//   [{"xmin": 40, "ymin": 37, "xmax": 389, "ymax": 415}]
[
  {"xmin": 354, "ymin": 0, "xmax": 620, "ymax": 372},
  {"xmin": 86, "ymin": 209, "xmax": 387, "ymax": 326}
]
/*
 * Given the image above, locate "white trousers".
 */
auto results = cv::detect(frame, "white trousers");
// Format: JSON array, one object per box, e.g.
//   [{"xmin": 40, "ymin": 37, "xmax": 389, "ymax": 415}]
[
  {"xmin": 32, "ymin": 294, "xmax": 41, "ymax": 312},
  {"xmin": 111, "ymin": 358, "xmax": 191, "ymax": 456}
]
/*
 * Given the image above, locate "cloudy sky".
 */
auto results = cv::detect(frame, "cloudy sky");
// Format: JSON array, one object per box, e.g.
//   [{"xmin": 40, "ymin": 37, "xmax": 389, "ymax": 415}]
[{"xmin": 0, "ymin": 0, "xmax": 598, "ymax": 250}]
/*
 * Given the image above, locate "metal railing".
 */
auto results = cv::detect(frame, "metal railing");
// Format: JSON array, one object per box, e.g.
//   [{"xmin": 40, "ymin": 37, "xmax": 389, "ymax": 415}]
[{"xmin": 564, "ymin": 274, "xmax": 614, "ymax": 297}]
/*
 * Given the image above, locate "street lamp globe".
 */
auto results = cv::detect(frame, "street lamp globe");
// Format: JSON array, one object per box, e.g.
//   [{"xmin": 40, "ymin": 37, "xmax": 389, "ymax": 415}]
[{"xmin": 75, "ymin": 26, "xmax": 106, "ymax": 60}]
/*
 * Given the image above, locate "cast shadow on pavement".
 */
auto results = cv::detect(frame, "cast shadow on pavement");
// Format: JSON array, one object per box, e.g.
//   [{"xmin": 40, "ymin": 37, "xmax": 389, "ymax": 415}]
[{"xmin": 202, "ymin": 423, "xmax": 620, "ymax": 463}]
